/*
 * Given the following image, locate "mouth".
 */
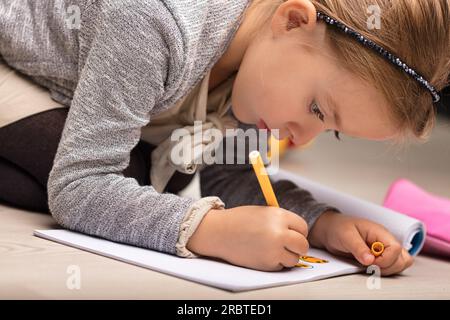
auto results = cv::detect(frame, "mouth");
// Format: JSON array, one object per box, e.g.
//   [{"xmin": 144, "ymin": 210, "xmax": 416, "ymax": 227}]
[
  {"xmin": 288, "ymin": 137, "xmax": 296, "ymax": 147},
  {"xmin": 256, "ymin": 119, "xmax": 270, "ymax": 131}
]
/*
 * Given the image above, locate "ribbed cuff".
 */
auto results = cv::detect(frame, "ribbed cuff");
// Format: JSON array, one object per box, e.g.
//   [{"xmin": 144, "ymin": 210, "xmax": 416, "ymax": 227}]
[{"xmin": 176, "ymin": 196, "xmax": 226, "ymax": 258}]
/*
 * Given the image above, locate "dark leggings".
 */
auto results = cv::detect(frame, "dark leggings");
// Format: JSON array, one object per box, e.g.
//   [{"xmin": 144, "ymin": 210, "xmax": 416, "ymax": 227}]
[{"xmin": 0, "ymin": 108, "xmax": 195, "ymax": 213}]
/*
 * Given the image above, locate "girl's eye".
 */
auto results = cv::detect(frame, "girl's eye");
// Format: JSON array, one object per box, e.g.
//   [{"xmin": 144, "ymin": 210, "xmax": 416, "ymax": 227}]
[
  {"xmin": 334, "ymin": 130, "xmax": 341, "ymax": 141},
  {"xmin": 310, "ymin": 101, "xmax": 325, "ymax": 122},
  {"xmin": 311, "ymin": 100, "xmax": 342, "ymax": 141}
]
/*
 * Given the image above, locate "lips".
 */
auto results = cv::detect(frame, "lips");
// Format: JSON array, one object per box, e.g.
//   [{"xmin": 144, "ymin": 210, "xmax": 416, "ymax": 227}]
[
  {"xmin": 288, "ymin": 138, "xmax": 296, "ymax": 147},
  {"xmin": 257, "ymin": 119, "xmax": 270, "ymax": 131}
]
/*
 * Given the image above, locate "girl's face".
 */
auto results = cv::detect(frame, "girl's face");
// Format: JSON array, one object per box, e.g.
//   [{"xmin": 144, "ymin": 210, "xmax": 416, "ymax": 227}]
[{"xmin": 230, "ymin": 0, "xmax": 399, "ymax": 146}]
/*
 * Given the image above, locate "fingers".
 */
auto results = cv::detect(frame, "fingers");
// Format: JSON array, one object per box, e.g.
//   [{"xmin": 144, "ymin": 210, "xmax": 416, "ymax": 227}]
[
  {"xmin": 278, "ymin": 230, "xmax": 310, "ymax": 268},
  {"xmin": 357, "ymin": 221, "xmax": 413, "ymax": 275},
  {"xmin": 366, "ymin": 226, "xmax": 403, "ymax": 269},
  {"xmin": 341, "ymin": 226, "xmax": 375, "ymax": 266},
  {"xmin": 280, "ymin": 247, "xmax": 303, "ymax": 268},
  {"xmin": 355, "ymin": 220, "xmax": 407, "ymax": 270},
  {"xmin": 284, "ymin": 210, "xmax": 308, "ymax": 237},
  {"xmin": 284, "ymin": 229, "xmax": 309, "ymax": 256},
  {"xmin": 374, "ymin": 241, "xmax": 403, "ymax": 269},
  {"xmin": 380, "ymin": 248, "xmax": 414, "ymax": 276}
]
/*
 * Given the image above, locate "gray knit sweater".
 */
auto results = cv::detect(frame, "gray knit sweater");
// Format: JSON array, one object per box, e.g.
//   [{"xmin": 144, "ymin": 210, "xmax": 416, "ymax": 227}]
[{"xmin": 0, "ymin": 0, "xmax": 340, "ymax": 255}]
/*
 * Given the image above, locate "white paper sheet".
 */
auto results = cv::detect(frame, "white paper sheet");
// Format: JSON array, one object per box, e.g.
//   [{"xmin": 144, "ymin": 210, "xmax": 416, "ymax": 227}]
[
  {"xmin": 34, "ymin": 229, "xmax": 363, "ymax": 292},
  {"xmin": 33, "ymin": 169, "xmax": 425, "ymax": 291}
]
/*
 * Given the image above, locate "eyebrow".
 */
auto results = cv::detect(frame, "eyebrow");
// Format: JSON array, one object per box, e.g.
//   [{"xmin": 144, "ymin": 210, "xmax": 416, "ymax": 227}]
[{"xmin": 325, "ymin": 92, "xmax": 342, "ymax": 131}]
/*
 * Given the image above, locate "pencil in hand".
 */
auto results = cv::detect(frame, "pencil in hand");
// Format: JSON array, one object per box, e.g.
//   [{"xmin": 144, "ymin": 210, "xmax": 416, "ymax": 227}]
[{"xmin": 249, "ymin": 150, "xmax": 279, "ymax": 207}]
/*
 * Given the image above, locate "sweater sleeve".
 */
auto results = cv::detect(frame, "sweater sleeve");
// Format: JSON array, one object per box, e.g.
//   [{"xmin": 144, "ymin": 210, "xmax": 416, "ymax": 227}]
[
  {"xmin": 47, "ymin": 3, "xmax": 211, "ymax": 255},
  {"xmin": 199, "ymin": 121, "xmax": 342, "ymax": 231}
]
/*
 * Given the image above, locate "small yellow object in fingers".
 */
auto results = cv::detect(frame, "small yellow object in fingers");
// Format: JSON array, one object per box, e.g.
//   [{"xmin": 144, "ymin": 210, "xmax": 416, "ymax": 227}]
[{"xmin": 371, "ymin": 241, "xmax": 385, "ymax": 257}]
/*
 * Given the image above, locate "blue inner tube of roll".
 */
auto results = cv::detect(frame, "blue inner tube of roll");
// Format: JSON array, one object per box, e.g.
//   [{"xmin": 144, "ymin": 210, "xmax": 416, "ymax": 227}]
[{"xmin": 409, "ymin": 231, "xmax": 425, "ymax": 255}]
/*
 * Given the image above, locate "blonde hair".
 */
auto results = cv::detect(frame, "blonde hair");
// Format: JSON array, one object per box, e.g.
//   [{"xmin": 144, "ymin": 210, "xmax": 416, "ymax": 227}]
[{"xmin": 251, "ymin": 0, "xmax": 450, "ymax": 147}]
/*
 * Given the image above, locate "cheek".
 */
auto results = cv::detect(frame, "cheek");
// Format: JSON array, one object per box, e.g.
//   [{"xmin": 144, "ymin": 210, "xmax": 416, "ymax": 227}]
[
  {"xmin": 231, "ymin": 79, "xmax": 282, "ymax": 125},
  {"xmin": 230, "ymin": 75, "xmax": 255, "ymax": 123},
  {"xmin": 230, "ymin": 52, "xmax": 303, "ymax": 125},
  {"xmin": 261, "ymin": 82, "xmax": 304, "ymax": 127},
  {"xmin": 230, "ymin": 60, "xmax": 269, "ymax": 123}
]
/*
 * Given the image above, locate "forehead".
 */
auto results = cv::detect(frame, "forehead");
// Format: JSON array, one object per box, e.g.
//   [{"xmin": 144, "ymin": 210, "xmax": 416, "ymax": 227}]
[{"xmin": 323, "ymin": 64, "xmax": 399, "ymax": 141}]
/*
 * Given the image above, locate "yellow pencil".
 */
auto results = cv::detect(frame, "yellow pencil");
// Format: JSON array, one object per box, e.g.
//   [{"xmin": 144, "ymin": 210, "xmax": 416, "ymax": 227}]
[
  {"xmin": 267, "ymin": 135, "xmax": 290, "ymax": 161},
  {"xmin": 249, "ymin": 150, "xmax": 279, "ymax": 207}
]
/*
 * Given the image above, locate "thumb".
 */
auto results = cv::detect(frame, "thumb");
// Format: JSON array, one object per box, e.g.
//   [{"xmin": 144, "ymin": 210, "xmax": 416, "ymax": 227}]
[{"xmin": 343, "ymin": 230, "xmax": 375, "ymax": 266}]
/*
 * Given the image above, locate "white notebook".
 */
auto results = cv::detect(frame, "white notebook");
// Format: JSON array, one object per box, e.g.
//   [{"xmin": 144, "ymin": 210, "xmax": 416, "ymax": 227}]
[
  {"xmin": 33, "ymin": 168, "xmax": 425, "ymax": 292},
  {"xmin": 34, "ymin": 229, "xmax": 363, "ymax": 291}
]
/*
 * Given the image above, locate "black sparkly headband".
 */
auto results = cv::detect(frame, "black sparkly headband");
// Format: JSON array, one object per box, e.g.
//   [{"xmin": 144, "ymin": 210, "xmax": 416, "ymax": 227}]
[{"xmin": 316, "ymin": 11, "xmax": 441, "ymax": 103}]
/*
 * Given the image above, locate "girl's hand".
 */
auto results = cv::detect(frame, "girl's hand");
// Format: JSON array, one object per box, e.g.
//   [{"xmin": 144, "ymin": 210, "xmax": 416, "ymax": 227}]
[
  {"xmin": 187, "ymin": 206, "xmax": 310, "ymax": 272},
  {"xmin": 308, "ymin": 211, "xmax": 414, "ymax": 276}
]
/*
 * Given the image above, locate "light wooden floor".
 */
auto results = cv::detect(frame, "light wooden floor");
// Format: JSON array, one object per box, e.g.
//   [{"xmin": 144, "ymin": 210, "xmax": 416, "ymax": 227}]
[{"xmin": 1, "ymin": 117, "xmax": 450, "ymax": 299}]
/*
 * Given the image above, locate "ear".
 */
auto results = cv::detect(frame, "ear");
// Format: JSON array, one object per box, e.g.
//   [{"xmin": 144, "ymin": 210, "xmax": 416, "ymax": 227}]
[{"xmin": 271, "ymin": 0, "xmax": 317, "ymax": 37}]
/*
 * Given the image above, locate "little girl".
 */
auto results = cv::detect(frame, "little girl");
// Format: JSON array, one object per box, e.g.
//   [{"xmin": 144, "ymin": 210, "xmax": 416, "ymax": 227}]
[{"xmin": 0, "ymin": 0, "xmax": 449, "ymax": 274}]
